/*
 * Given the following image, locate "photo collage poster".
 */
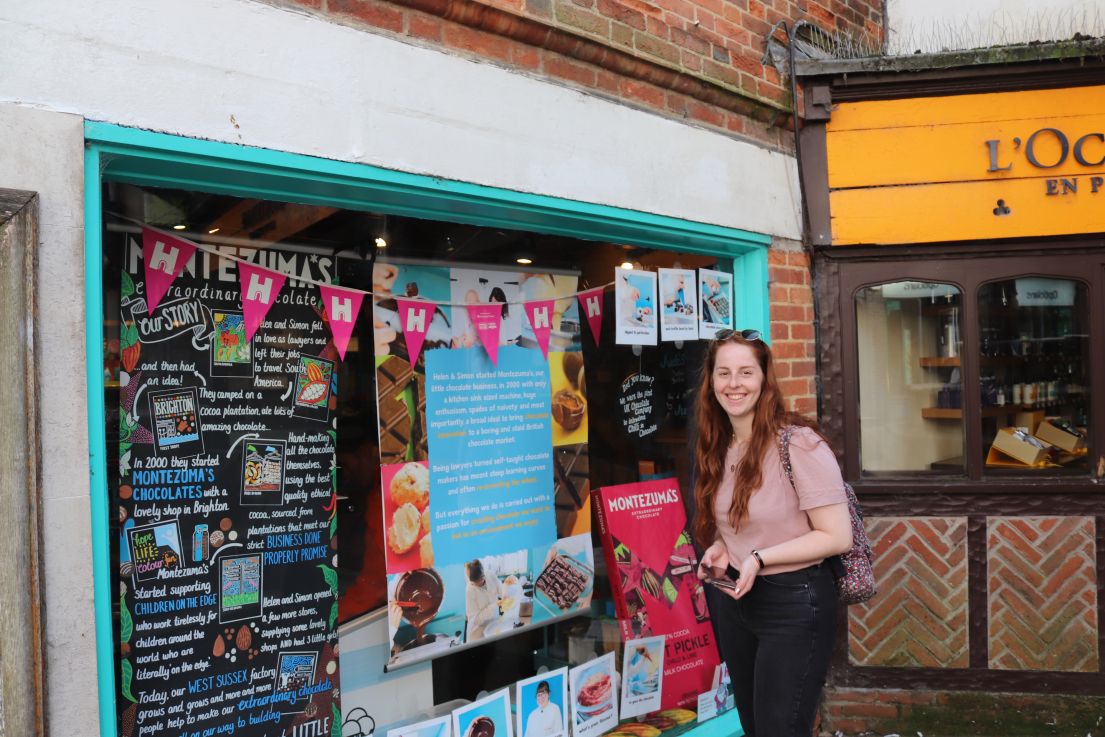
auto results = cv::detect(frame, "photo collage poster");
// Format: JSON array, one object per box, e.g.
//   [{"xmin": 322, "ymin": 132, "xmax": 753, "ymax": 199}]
[
  {"xmin": 372, "ymin": 265, "xmax": 595, "ymax": 668},
  {"xmin": 116, "ymin": 237, "xmax": 340, "ymax": 737},
  {"xmin": 616, "ymin": 266, "xmax": 738, "ymax": 345}
]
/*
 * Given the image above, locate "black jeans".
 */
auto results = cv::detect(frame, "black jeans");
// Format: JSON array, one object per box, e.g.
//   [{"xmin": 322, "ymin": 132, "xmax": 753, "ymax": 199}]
[{"xmin": 713, "ymin": 562, "xmax": 838, "ymax": 737}]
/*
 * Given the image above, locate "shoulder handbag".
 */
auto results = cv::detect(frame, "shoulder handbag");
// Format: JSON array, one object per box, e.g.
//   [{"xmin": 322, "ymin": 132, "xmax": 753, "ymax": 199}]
[{"xmin": 778, "ymin": 425, "xmax": 876, "ymax": 605}]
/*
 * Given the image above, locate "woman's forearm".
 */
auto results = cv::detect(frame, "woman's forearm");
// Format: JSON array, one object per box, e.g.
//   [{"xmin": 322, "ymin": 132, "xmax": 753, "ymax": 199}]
[{"xmin": 754, "ymin": 529, "xmax": 850, "ymax": 569}]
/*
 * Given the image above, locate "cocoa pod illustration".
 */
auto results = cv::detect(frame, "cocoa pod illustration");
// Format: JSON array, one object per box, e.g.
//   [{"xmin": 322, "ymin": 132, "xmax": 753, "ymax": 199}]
[
  {"xmin": 235, "ymin": 624, "xmax": 252, "ymax": 651},
  {"xmin": 121, "ymin": 702, "xmax": 137, "ymax": 737},
  {"xmin": 640, "ymin": 568, "xmax": 662, "ymax": 599}
]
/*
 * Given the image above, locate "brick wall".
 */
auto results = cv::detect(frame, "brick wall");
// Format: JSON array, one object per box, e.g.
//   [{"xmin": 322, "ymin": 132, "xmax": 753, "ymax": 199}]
[
  {"xmin": 823, "ymin": 687, "xmax": 1105, "ymax": 736},
  {"xmin": 269, "ymin": 0, "xmax": 884, "ymax": 148},
  {"xmin": 769, "ymin": 240, "xmax": 816, "ymax": 417}
]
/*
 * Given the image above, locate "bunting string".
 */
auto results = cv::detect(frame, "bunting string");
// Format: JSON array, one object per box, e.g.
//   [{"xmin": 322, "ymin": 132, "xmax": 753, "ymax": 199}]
[
  {"xmin": 121, "ymin": 219, "xmax": 614, "ymax": 306},
  {"xmin": 123, "ymin": 219, "xmax": 613, "ymax": 362}
]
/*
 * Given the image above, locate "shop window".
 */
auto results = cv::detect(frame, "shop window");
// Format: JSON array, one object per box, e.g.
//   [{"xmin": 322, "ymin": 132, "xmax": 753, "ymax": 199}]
[
  {"xmin": 101, "ymin": 180, "xmax": 743, "ymax": 735},
  {"xmin": 855, "ymin": 281, "xmax": 965, "ymax": 473},
  {"xmin": 977, "ymin": 278, "xmax": 1089, "ymax": 474}
]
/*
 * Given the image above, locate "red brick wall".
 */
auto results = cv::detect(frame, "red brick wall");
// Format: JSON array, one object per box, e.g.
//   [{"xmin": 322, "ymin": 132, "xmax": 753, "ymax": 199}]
[
  {"xmin": 823, "ymin": 687, "xmax": 1105, "ymax": 736},
  {"xmin": 769, "ymin": 242, "xmax": 816, "ymax": 417},
  {"xmin": 269, "ymin": 0, "xmax": 884, "ymax": 148}
]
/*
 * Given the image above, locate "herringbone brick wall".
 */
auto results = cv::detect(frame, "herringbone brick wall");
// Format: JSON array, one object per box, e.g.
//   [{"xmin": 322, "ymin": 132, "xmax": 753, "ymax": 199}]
[
  {"xmin": 848, "ymin": 517, "xmax": 969, "ymax": 668},
  {"xmin": 823, "ymin": 687, "xmax": 1105, "ymax": 736},
  {"xmin": 987, "ymin": 516, "xmax": 1099, "ymax": 672}
]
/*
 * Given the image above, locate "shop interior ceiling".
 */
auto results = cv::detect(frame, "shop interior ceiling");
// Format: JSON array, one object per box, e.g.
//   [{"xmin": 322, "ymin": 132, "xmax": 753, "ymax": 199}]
[{"xmin": 115, "ymin": 185, "xmax": 667, "ymax": 272}]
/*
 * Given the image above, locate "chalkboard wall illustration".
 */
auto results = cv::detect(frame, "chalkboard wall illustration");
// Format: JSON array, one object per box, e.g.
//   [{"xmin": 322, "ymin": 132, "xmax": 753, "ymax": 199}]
[{"xmin": 115, "ymin": 235, "xmax": 341, "ymax": 737}]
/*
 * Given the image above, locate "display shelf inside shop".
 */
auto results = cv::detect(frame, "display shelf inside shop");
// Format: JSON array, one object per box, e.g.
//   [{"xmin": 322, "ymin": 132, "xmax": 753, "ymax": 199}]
[
  {"xmin": 920, "ymin": 406, "xmax": 1020, "ymax": 420},
  {"xmin": 928, "ymin": 456, "xmax": 966, "ymax": 472},
  {"xmin": 921, "ymin": 403, "xmax": 1084, "ymax": 420},
  {"xmin": 919, "ymin": 355, "xmax": 1046, "ymax": 368}
]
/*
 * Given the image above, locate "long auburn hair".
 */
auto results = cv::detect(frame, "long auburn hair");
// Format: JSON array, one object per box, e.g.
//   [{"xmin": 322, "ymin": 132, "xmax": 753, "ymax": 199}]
[{"xmin": 691, "ymin": 333, "xmax": 819, "ymax": 548}]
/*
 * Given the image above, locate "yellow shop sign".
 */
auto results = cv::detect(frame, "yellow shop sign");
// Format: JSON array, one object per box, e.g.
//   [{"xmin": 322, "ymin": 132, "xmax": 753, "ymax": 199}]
[{"xmin": 824, "ymin": 85, "xmax": 1105, "ymax": 245}]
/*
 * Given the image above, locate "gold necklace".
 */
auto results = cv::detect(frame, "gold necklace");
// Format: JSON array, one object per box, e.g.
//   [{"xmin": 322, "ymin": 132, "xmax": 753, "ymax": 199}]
[{"xmin": 728, "ymin": 439, "xmax": 743, "ymax": 473}]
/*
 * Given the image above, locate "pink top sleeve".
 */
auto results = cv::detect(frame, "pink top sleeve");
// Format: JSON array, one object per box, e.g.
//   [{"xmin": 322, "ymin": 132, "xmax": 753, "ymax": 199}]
[
  {"xmin": 713, "ymin": 426, "xmax": 847, "ymax": 574},
  {"xmin": 787, "ymin": 426, "xmax": 847, "ymax": 510}
]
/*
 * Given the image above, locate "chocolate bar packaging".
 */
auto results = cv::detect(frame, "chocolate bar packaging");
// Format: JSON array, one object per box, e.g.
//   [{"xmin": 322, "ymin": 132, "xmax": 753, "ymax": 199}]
[{"xmin": 592, "ymin": 479, "xmax": 720, "ymax": 710}]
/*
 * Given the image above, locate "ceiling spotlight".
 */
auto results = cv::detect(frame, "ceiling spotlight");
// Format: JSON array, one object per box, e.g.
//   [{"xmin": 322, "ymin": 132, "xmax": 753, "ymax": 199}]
[
  {"xmin": 516, "ymin": 257, "xmax": 533, "ymax": 265},
  {"xmin": 172, "ymin": 224, "xmax": 187, "ymax": 231},
  {"xmin": 207, "ymin": 227, "xmax": 220, "ymax": 234},
  {"xmin": 620, "ymin": 261, "xmax": 634, "ymax": 270},
  {"xmin": 375, "ymin": 237, "xmax": 387, "ymax": 249}
]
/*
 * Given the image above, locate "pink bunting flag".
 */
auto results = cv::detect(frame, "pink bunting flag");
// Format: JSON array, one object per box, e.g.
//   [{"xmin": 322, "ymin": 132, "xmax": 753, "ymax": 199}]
[
  {"xmin": 523, "ymin": 299, "xmax": 555, "ymax": 359},
  {"xmin": 467, "ymin": 303, "xmax": 503, "ymax": 366},
  {"xmin": 142, "ymin": 227, "xmax": 197, "ymax": 314},
  {"xmin": 396, "ymin": 298, "xmax": 434, "ymax": 366},
  {"xmin": 578, "ymin": 287, "xmax": 604, "ymax": 346},
  {"xmin": 319, "ymin": 284, "xmax": 365, "ymax": 361},
  {"xmin": 238, "ymin": 262, "xmax": 288, "ymax": 342}
]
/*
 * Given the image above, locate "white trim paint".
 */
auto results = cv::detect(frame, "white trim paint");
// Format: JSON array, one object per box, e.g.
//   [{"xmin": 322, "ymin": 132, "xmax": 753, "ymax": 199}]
[{"xmin": 0, "ymin": 0, "xmax": 802, "ymax": 240}]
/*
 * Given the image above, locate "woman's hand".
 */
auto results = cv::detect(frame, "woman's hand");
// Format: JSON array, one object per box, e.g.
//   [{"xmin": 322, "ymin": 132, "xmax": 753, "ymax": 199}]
[
  {"xmin": 697, "ymin": 541, "xmax": 730, "ymax": 580},
  {"xmin": 729, "ymin": 554, "xmax": 762, "ymax": 600},
  {"xmin": 388, "ymin": 599, "xmax": 404, "ymax": 629}
]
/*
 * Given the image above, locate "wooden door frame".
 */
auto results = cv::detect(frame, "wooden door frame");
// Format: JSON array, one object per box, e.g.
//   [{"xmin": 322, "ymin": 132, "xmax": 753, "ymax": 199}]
[{"xmin": 817, "ymin": 242, "xmax": 1105, "ymax": 693}]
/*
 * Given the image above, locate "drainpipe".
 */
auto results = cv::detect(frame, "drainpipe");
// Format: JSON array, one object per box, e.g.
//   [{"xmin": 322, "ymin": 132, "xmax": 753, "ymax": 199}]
[{"xmin": 763, "ymin": 22, "xmax": 825, "ymax": 421}]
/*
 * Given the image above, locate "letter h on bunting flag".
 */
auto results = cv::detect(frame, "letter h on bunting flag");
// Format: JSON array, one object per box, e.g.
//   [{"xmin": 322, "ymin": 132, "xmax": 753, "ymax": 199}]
[
  {"xmin": 395, "ymin": 298, "xmax": 433, "ymax": 366},
  {"xmin": 319, "ymin": 284, "xmax": 365, "ymax": 361},
  {"xmin": 577, "ymin": 287, "xmax": 604, "ymax": 347},
  {"xmin": 142, "ymin": 227, "xmax": 197, "ymax": 314},
  {"xmin": 523, "ymin": 299, "xmax": 555, "ymax": 359},
  {"xmin": 238, "ymin": 262, "xmax": 288, "ymax": 342}
]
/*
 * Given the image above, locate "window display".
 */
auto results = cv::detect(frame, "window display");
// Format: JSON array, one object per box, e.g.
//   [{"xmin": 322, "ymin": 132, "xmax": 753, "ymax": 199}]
[
  {"xmin": 102, "ymin": 181, "xmax": 742, "ymax": 737},
  {"xmin": 854, "ymin": 275, "xmax": 1092, "ymax": 476},
  {"xmin": 977, "ymin": 278, "xmax": 1089, "ymax": 473}
]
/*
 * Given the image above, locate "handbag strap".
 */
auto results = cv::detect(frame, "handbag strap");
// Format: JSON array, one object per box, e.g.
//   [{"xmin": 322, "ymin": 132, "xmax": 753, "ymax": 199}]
[{"xmin": 777, "ymin": 424, "xmax": 798, "ymax": 492}]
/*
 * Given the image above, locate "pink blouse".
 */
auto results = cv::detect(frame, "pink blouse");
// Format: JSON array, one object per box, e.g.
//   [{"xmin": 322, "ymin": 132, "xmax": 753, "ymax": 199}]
[{"xmin": 713, "ymin": 426, "xmax": 846, "ymax": 575}]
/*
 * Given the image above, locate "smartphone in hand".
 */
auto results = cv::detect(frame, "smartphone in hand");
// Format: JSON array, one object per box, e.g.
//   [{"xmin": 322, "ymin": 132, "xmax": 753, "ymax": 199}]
[
  {"xmin": 704, "ymin": 576, "xmax": 738, "ymax": 592},
  {"xmin": 699, "ymin": 561, "xmax": 739, "ymax": 591}
]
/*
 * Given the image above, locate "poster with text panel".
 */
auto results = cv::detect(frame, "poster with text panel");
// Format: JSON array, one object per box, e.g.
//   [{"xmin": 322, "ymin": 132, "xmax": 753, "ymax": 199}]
[
  {"xmin": 116, "ymin": 237, "xmax": 341, "ymax": 737},
  {"xmin": 373, "ymin": 267, "xmax": 594, "ymax": 669}
]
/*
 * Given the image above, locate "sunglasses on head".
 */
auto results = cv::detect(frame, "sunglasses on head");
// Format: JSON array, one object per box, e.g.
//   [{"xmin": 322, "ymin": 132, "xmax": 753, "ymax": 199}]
[{"xmin": 714, "ymin": 328, "xmax": 762, "ymax": 342}]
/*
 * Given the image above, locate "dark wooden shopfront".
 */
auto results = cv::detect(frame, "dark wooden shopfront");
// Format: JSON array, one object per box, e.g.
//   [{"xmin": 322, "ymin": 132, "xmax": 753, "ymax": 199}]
[{"xmin": 796, "ymin": 49, "xmax": 1105, "ymax": 732}]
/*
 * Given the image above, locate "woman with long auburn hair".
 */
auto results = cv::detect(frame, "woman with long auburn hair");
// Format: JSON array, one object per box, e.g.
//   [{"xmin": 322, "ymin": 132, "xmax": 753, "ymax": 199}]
[{"xmin": 693, "ymin": 330, "xmax": 852, "ymax": 737}]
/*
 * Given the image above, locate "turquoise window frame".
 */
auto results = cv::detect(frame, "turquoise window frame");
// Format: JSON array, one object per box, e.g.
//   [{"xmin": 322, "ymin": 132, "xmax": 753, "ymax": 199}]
[{"xmin": 84, "ymin": 121, "xmax": 769, "ymax": 737}]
